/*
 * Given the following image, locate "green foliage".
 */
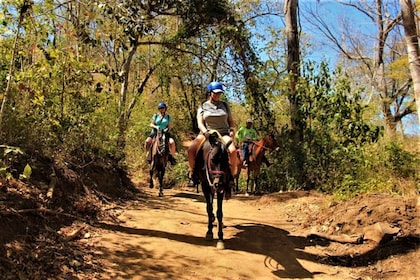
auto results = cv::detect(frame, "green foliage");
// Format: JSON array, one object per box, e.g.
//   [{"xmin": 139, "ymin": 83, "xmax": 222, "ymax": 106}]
[
  {"xmin": 265, "ymin": 61, "xmax": 384, "ymax": 193},
  {"xmin": 19, "ymin": 163, "xmax": 32, "ymax": 180},
  {"xmin": 330, "ymin": 140, "xmax": 419, "ymax": 200},
  {"xmin": 0, "ymin": 144, "xmax": 30, "ymax": 180},
  {"xmin": 0, "ymin": 0, "xmax": 417, "ymax": 199},
  {"xmin": 382, "ymin": 142, "xmax": 418, "ymax": 179}
]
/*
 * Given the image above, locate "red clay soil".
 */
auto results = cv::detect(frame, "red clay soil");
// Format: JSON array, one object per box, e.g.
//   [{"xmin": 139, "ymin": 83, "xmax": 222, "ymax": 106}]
[{"xmin": 0, "ymin": 173, "xmax": 419, "ymax": 279}]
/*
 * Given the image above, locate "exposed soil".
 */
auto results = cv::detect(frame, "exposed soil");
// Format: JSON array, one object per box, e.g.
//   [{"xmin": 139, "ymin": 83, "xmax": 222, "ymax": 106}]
[{"xmin": 0, "ymin": 160, "xmax": 419, "ymax": 280}]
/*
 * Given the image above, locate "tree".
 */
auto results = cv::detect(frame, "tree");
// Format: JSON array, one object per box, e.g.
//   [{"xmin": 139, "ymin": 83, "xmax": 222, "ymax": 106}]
[
  {"xmin": 0, "ymin": 0, "xmax": 32, "ymax": 136},
  {"xmin": 284, "ymin": 0, "xmax": 303, "ymax": 141},
  {"xmin": 302, "ymin": 0, "xmax": 416, "ymax": 136},
  {"xmin": 399, "ymin": 0, "xmax": 420, "ymax": 124}
]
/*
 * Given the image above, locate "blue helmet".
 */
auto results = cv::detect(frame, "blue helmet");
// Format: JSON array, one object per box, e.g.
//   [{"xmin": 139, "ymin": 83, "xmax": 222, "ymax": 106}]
[
  {"xmin": 207, "ymin": 82, "xmax": 224, "ymax": 93},
  {"xmin": 157, "ymin": 102, "xmax": 167, "ymax": 109}
]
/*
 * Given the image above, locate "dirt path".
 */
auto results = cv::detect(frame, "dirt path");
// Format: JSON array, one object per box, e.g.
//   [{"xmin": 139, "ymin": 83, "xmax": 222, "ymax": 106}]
[{"xmin": 89, "ymin": 187, "xmax": 419, "ymax": 280}]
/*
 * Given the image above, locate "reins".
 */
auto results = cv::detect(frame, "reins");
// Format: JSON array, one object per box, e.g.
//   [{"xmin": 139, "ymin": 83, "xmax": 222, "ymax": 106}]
[
  {"xmin": 154, "ymin": 131, "xmax": 168, "ymax": 157},
  {"xmin": 203, "ymin": 131, "xmax": 232, "ymax": 191},
  {"xmin": 251, "ymin": 140, "xmax": 271, "ymax": 151}
]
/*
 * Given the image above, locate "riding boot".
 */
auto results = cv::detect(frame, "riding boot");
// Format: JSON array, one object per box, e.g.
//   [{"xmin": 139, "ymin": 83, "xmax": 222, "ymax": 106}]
[
  {"xmin": 168, "ymin": 154, "xmax": 177, "ymax": 165},
  {"xmin": 187, "ymin": 179, "xmax": 196, "ymax": 188},
  {"xmin": 187, "ymin": 140, "xmax": 199, "ymax": 187}
]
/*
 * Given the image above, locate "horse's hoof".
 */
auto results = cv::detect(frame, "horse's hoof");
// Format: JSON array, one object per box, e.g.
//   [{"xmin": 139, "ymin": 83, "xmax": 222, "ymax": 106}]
[
  {"xmin": 205, "ymin": 233, "xmax": 213, "ymax": 241},
  {"xmin": 245, "ymin": 192, "xmax": 249, "ymax": 196},
  {"xmin": 216, "ymin": 241, "xmax": 225, "ymax": 250},
  {"xmin": 149, "ymin": 185, "xmax": 153, "ymax": 189},
  {"xmin": 158, "ymin": 191, "xmax": 163, "ymax": 197}
]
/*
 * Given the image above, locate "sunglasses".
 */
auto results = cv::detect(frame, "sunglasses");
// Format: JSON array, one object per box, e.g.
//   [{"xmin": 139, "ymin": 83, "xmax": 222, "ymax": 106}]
[
  {"xmin": 158, "ymin": 107, "xmax": 166, "ymax": 109},
  {"xmin": 212, "ymin": 91, "xmax": 222, "ymax": 95}
]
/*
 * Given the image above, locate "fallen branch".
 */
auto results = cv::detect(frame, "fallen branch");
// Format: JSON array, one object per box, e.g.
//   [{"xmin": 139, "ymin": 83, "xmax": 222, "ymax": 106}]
[
  {"xmin": 307, "ymin": 230, "xmax": 363, "ymax": 244},
  {"xmin": 307, "ymin": 222, "xmax": 401, "ymax": 244}
]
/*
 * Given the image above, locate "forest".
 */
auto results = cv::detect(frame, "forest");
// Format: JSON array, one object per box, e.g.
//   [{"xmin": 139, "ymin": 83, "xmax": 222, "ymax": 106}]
[{"xmin": 0, "ymin": 0, "xmax": 419, "ymax": 279}]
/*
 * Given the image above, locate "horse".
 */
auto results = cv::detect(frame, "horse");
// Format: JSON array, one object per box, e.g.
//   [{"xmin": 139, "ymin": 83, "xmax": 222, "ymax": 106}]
[
  {"xmin": 149, "ymin": 128, "xmax": 170, "ymax": 197},
  {"xmin": 233, "ymin": 132, "xmax": 278, "ymax": 195},
  {"xmin": 192, "ymin": 130, "xmax": 232, "ymax": 249}
]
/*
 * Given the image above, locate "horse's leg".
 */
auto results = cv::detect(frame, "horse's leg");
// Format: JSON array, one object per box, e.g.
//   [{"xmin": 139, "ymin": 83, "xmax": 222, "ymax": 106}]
[
  {"xmin": 216, "ymin": 192, "xmax": 225, "ymax": 249},
  {"xmin": 204, "ymin": 191, "xmax": 214, "ymax": 241},
  {"xmin": 234, "ymin": 174, "xmax": 239, "ymax": 193},
  {"xmin": 149, "ymin": 168, "xmax": 154, "ymax": 189},
  {"xmin": 245, "ymin": 170, "xmax": 251, "ymax": 195},
  {"xmin": 254, "ymin": 169, "xmax": 260, "ymax": 194},
  {"xmin": 254, "ymin": 177, "xmax": 258, "ymax": 194},
  {"xmin": 158, "ymin": 169, "xmax": 164, "ymax": 197}
]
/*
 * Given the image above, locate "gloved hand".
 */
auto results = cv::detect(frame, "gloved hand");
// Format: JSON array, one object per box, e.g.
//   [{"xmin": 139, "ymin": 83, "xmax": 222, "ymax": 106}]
[{"xmin": 204, "ymin": 130, "xmax": 210, "ymax": 139}]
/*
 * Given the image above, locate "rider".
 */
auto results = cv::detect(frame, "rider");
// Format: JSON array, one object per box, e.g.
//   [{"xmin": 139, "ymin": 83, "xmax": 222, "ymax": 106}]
[
  {"xmin": 187, "ymin": 81, "xmax": 237, "ymax": 187},
  {"xmin": 235, "ymin": 119, "xmax": 272, "ymax": 168},
  {"xmin": 145, "ymin": 102, "xmax": 177, "ymax": 165},
  {"xmin": 235, "ymin": 119, "xmax": 257, "ymax": 167}
]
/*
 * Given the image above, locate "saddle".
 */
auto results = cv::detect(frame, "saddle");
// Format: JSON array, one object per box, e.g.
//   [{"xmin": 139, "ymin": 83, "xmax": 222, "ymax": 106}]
[
  {"xmin": 195, "ymin": 130, "xmax": 229, "ymax": 156},
  {"xmin": 148, "ymin": 130, "xmax": 169, "ymax": 162}
]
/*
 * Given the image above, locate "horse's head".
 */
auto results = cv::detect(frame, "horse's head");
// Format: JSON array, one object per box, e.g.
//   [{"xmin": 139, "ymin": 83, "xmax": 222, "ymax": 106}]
[
  {"xmin": 263, "ymin": 131, "xmax": 279, "ymax": 150},
  {"xmin": 156, "ymin": 129, "xmax": 170, "ymax": 154},
  {"xmin": 204, "ymin": 132, "xmax": 230, "ymax": 191}
]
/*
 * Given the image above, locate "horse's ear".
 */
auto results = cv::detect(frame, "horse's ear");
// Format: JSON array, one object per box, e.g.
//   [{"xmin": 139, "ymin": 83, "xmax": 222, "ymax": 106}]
[{"xmin": 209, "ymin": 132, "xmax": 218, "ymax": 145}]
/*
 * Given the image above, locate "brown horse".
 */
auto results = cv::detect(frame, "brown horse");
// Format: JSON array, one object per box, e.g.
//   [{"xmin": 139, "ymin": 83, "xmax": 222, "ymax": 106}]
[{"xmin": 233, "ymin": 132, "xmax": 278, "ymax": 194}]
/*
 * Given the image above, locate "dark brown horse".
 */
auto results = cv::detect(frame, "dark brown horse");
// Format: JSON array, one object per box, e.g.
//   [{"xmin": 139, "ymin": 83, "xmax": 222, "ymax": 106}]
[
  {"xmin": 233, "ymin": 132, "xmax": 278, "ymax": 195},
  {"xmin": 149, "ymin": 129, "xmax": 169, "ymax": 197},
  {"xmin": 193, "ymin": 130, "xmax": 232, "ymax": 249}
]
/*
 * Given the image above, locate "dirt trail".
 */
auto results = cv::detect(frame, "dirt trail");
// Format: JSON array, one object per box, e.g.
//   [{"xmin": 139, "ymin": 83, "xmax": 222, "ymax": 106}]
[{"xmin": 89, "ymin": 187, "xmax": 419, "ymax": 280}]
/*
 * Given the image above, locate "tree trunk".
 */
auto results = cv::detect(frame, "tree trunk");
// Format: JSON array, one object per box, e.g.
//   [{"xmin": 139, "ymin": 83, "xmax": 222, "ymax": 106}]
[
  {"xmin": 373, "ymin": 0, "xmax": 399, "ymax": 136},
  {"xmin": 117, "ymin": 42, "xmax": 138, "ymax": 157},
  {"xmin": 400, "ymin": 0, "xmax": 420, "ymax": 124},
  {"xmin": 284, "ymin": 0, "xmax": 303, "ymax": 141},
  {"xmin": 284, "ymin": 0, "xmax": 307, "ymax": 188}
]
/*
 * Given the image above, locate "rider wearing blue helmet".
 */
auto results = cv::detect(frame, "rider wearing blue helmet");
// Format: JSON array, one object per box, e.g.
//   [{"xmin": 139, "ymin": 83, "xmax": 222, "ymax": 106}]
[
  {"xmin": 145, "ymin": 102, "xmax": 177, "ymax": 165},
  {"xmin": 187, "ymin": 82, "xmax": 237, "ymax": 187},
  {"xmin": 207, "ymin": 81, "xmax": 224, "ymax": 93}
]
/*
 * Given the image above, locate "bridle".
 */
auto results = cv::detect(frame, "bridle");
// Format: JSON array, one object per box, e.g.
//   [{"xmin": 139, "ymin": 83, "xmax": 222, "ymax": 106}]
[
  {"xmin": 155, "ymin": 131, "xmax": 168, "ymax": 156},
  {"xmin": 203, "ymin": 132, "xmax": 232, "ymax": 193}
]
